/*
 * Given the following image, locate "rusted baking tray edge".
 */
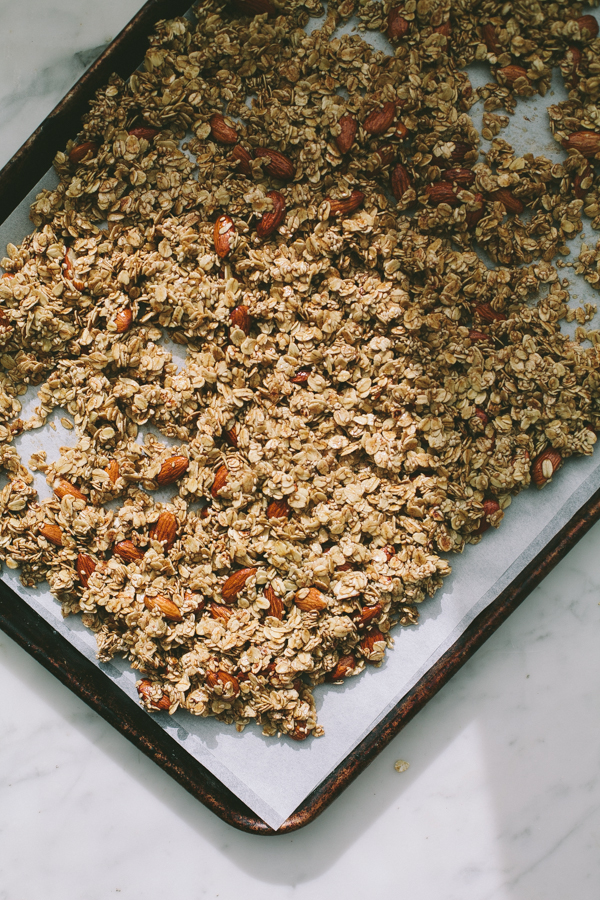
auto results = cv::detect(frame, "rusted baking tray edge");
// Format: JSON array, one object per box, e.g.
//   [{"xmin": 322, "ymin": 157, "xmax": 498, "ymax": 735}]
[{"xmin": 1, "ymin": 0, "xmax": 600, "ymax": 835}]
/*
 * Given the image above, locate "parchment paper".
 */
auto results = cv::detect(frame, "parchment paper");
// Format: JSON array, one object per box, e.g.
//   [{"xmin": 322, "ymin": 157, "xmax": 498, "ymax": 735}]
[{"xmin": 1, "ymin": 13, "xmax": 599, "ymax": 830}]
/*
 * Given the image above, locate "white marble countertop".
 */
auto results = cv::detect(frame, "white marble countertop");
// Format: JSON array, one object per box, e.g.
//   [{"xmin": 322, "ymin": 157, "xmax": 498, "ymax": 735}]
[{"xmin": 1, "ymin": 2, "xmax": 600, "ymax": 897}]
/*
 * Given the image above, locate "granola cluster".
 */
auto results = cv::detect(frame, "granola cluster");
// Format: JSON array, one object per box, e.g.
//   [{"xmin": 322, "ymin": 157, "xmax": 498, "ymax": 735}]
[{"xmin": 0, "ymin": 0, "xmax": 599, "ymax": 739}]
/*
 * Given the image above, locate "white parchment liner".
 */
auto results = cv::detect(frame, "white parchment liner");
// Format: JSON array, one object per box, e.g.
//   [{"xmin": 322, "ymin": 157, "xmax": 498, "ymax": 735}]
[{"xmin": 1, "ymin": 15, "xmax": 599, "ymax": 829}]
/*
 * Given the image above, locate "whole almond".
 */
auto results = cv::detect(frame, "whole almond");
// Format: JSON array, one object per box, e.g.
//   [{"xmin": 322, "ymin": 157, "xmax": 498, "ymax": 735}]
[
  {"xmin": 114, "ymin": 540, "xmax": 144, "ymax": 562},
  {"xmin": 562, "ymin": 131, "xmax": 600, "ymax": 158},
  {"xmin": 290, "ymin": 367, "xmax": 311, "ymax": 384},
  {"xmin": 395, "ymin": 122, "xmax": 409, "ymax": 140},
  {"xmin": 255, "ymin": 148, "xmax": 295, "ymax": 181},
  {"xmin": 114, "ymin": 308, "xmax": 133, "ymax": 333},
  {"xmin": 574, "ymin": 165, "xmax": 593, "ymax": 199},
  {"xmin": 474, "ymin": 498, "xmax": 500, "ymax": 535},
  {"xmin": 289, "ymin": 721, "xmax": 309, "ymax": 741},
  {"xmin": 327, "ymin": 654, "xmax": 356, "ymax": 681},
  {"xmin": 266, "ymin": 497, "xmax": 290, "ymax": 519},
  {"xmin": 426, "ymin": 182, "xmax": 461, "ymax": 206},
  {"xmin": 466, "ymin": 192, "xmax": 486, "ymax": 228},
  {"xmin": 360, "ymin": 629, "xmax": 386, "ymax": 662},
  {"xmin": 68, "ymin": 141, "xmax": 97, "ymax": 164},
  {"xmin": 566, "ymin": 44, "xmax": 582, "ymax": 73},
  {"xmin": 209, "ymin": 601, "xmax": 233, "ymax": 623},
  {"xmin": 39, "ymin": 524, "xmax": 64, "ymax": 547},
  {"xmin": 468, "ymin": 329, "xmax": 490, "ymax": 342},
  {"xmin": 391, "ymin": 163, "xmax": 411, "ymax": 201},
  {"xmin": 476, "ymin": 302, "xmax": 507, "ymax": 323},
  {"xmin": 224, "ymin": 425, "xmax": 238, "ymax": 447},
  {"xmin": 144, "ymin": 594, "xmax": 183, "ymax": 622},
  {"xmin": 577, "ymin": 14, "xmax": 599, "ymax": 38},
  {"xmin": 149, "ymin": 510, "xmax": 177, "ymax": 550},
  {"xmin": 482, "ymin": 22, "xmax": 501, "ymax": 55},
  {"xmin": 211, "ymin": 464, "xmax": 229, "ymax": 498},
  {"xmin": 232, "ymin": 0, "xmax": 276, "ymax": 15},
  {"xmin": 488, "ymin": 187, "xmax": 524, "ymax": 214},
  {"xmin": 206, "ymin": 670, "xmax": 240, "ymax": 696},
  {"xmin": 230, "ymin": 144, "xmax": 253, "ymax": 175},
  {"xmin": 294, "ymin": 587, "xmax": 327, "ymax": 612},
  {"xmin": 363, "ymin": 101, "xmax": 396, "ymax": 136},
  {"xmin": 214, "ymin": 214, "xmax": 236, "ymax": 259},
  {"xmin": 137, "ymin": 679, "xmax": 170, "ymax": 710},
  {"xmin": 335, "ymin": 114, "xmax": 357, "ymax": 154},
  {"xmin": 76, "ymin": 553, "xmax": 96, "ymax": 587},
  {"xmin": 230, "ymin": 304, "xmax": 251, "ymax": 334},
  {"xmin": 105, "ymin": 459, "xmax": 120, "ymax": 484},
  {"xmin": 326, "ymin": 190, "xmax": 365, "ymax": 217},
  {"xmin": 498, "ymin": 65, "xmax": 528, "ymax": 86},
  {"xmin": 433, "ymin": 21, "xmax": 451, "ymax": 37},
  {"xmin": 209, "ymin": 112, "xmax": 238, "ymax": 144},
  {"xmin": 264, "ymin": 584, "xmax": 284, "ymax": 619},
  {"xmin": 63, "ymin": 247, "xmax": 85, "ymax": 290},
  {"xmin": 222, "ymin": 568, "xmax": 257, "ymax": 603},
  {"xmin": 256, "ymin": 190, "xmax": 286, "ymax": 238},
  {"xmin": 128, "ymin": 126, "xmax": 159, "ymax": 140},
  {"xmin": 375, "ymin": 145, "xmax": 395, "ymax": 168},
  {"xmin": 474, "ymin": 408, "xmax": 489, "ymax": 425},
  {"xmin": 442, "ymin": 167, "xmax": 475, "ymax": 187},
  {"xmin": 156, "ymin": 455, "xmax": 189, "ymax": 486},
  {"xmin": 355, "ymin": 603, "xmax": 383, "ymax": 627},
  {"xmin": 532, "ymin": 449, "xmax": 562, "ymax": 487},
  {"xmin": 54, "ymin": 479, "xmax": 87, "ymax": 503},
  {"xmin": 387, "ymin": 7, "xmax": 409, "ymax": 40},
  {"xmin": 448, "ymin": 141, "xmax": 472, "ymax": 165}
]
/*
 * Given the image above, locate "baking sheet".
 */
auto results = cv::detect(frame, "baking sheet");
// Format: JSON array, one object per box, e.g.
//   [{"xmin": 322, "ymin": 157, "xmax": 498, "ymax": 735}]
[{"xmin": 1, "ymin": 12, "xmax": 600, "ymax": 831}]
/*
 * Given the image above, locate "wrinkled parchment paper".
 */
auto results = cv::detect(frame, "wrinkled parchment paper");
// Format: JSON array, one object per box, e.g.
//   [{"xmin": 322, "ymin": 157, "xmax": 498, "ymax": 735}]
[{"xmin": 2, "ymin": 16, "xmax": 600, "ymax": 830}]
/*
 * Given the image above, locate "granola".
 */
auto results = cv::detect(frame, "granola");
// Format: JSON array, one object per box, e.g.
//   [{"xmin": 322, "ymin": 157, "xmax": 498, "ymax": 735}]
[{"xmin": 0, "ymin": 0, "xmax": 600, "ymax": 740}]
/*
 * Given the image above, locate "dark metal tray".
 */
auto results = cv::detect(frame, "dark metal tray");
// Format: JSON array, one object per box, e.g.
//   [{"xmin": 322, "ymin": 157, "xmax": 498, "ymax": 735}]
[{"xmin": 1, "ymin": 0, "xmax": 600, "ymax": 835}]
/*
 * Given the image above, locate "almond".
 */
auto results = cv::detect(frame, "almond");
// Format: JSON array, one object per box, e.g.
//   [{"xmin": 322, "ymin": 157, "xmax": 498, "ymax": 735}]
[
  {"xmin": 294, "ymin": 587, "xmax": 327, "ymax": 612},
  {"xmin": 63, "ymin": 246, "xmax": 85, "ymax": 290},
  {"xmin": 54, "ymin": 479, "xmax": 87, "ymax": 503},
  {"xmin": 355, "ymin": 603, "xmax": 383, "ymax": 627},
  {"xmin": 232, "ymin": 0, "xmax": 276, "ymax": 15},
  {"xmin": 255, "ymin": 147, "xmax": 295, "ymax": 181},
  {"xmin": 256, "ymin": 190, "xmax": 286, "ymax": 238},
  {"xmin": 487, "ymin": 187, "xmax": 524, "ymax": 214},
  {"xmin": 137, "ymin": 679, "xmax": 170, "ymax": 710},
  {"xmin": 214, "ymin": 214, "xmax": 236, "ymax": 259},
  {"xmin": 433, "ymin": 21, "xmax": 451, "ymax": 37},
  {"xmin": 391, "ymin": 163, "xmax": 411, "ymax": 201},
  {"xmin": 326, "ymin": 190, "xmax": 365, "ymax": 217},
  {"xmin": 498, "ymin": 65, "xmax": 528, "ymax": 86},
  {"xmin": 39, "ymin": 524, "xmax": 64, "ymax": 547},
  {"xmin": 224, "ymin": 425, "xmax": 238, "ymax": 447},
  {"xmin": 264, "ymin": 584, "xmax": 284, "ymax": 619},
  {"xmin": 209, "ymin": 602, "xmax": 233, "ymax": 623},
  {"xmin": 128, "ymin": 126, "xmax": 159, "ymax": 140},
  {"xmin": 375, "ymin": 145, "xmax": 395, "ymax": 168},
  {"xmin": 448, "ymin": 141, "xmax": 472, "ymax": 165},
  {"xmin": 466, "ymin": 192, "xmax": 486, "ymax": 228},
  {"xmin": 114, "ymin": 540, "xmax": 144, "ymax": 562},
  {"xmin": 289, "ymin": 367, "xmax": 311, "ymax": 384},
  {"xmin": 335, "ymin": 114, "xmax": 357, "ymax": 154},
  {"xmin": 76, "ymin": 553, "xmax": 96, "ymax": 588},
  {"xmin": 144, "ymin": 594, "xmax": 183, "ymax": 622},
  {"xmin": 468, "ymin": 328, "xmax": 490, "ymax": 342},
  {"xmin": 574, "ymin": 165, "xmax": 593, "ymax": 199},
  {"xmin": 156, "ymin": 455, "xmax": 189, "ymax": 486},
  {"xmin": 289, "ymin": 721, "xmax": 310, "ymax": 741},
  {"xmin": 359, "ymin": 629, "xmax": 386, "ymax": 662},
  {"xmin": 209, "ymin": 112, "xmax": 238, "ymax": 144},
  {"xmin": 532, "ymin": 448, "xmax": 562, "ymax": 487},
  {"xmin": 149, "ymin": 510, "xmax": 177, "ymax": 549},
  {"xmin": 68, "ymin": 141, "xmax": 97, "ymax": 164},
  {"xmin": 577, "ymin": 14, "xmax": 599, "ymax": 39},
  {"xmin": 474, "ymin": 408, "xmax": 489, "ymax": 425},
  {"xmin": 266, "ymin": 497, "xmax": 290, "ymax": 519},
  {"xmin": 336, "ymin": 562, "xmax": 354, "ymax": 572},
  {"xmin": 387, "ymin": 7, "xmax": 409, "ymax": 40},
  {"xmin": 482, "ymin": 23, "xmax": 501, "ymax": 55},
  {"xmin": 211, "ymin": 464, "xmax": 229, "ymax": 498},
  {"xmin": 206, "ymin": 670, "xmax": 240, "ymax": 696},
  {"xmin": 363, "ymin": 101, "xmax": 396, "ymax": 136},
  {"xmin": 327, "ymin": 654, "xmax": 356, "ymax": 681},
  {"xmin": 562, "ymin": 130, "xmax": 600, "ymax": 158},
  {"xmin": 474, "ymin": 498, "xmax": 500, "ymax": 535},
  {"xmin": 425, "ymin": 182, "xmax": 461, "ymax": 206},
  {"xmin": 228, "ymin": 305, "xmax": 251, "ymax": 337},
  {"xmin": 222, "ymin": 567, "xmax": 257, "ymax": 603},
  {"xmin": 114, "ymin": 308, "xmax": 133, "ymax": 333},
  {"xmin": 230, "ymin": 144, "xmax": 253, "ymax": 175},
  {"xmin": 476, "ymin": 302, "xmax": 507, "ymax": 323},
  {"xmin": 105, "ymin": 459, "xmax": 120, "ymax": 484},
  {"xmin": 442, "ymin": 167, "xmax": 475, "ymax": 187}
]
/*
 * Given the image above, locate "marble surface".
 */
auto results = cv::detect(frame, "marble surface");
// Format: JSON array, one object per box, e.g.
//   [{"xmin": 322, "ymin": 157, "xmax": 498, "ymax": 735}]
[{"xmin": 1, "ymin": 1, "xmax": 600, "ymax": 897}]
